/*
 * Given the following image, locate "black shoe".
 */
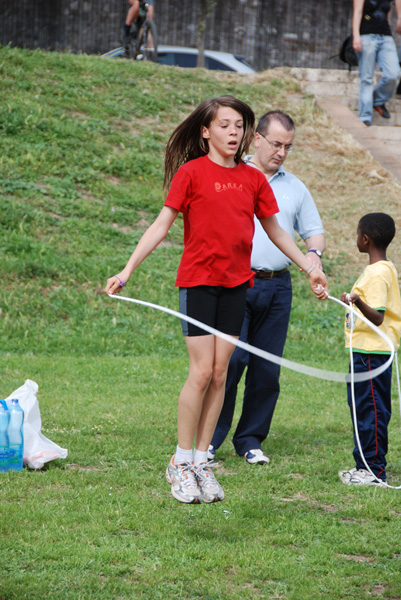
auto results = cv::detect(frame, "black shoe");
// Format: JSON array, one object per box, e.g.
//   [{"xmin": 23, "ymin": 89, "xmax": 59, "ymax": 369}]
[
  {"xmin": 121, "ymin": 32, "xmax": 131, "ymax": 46},
  {"xmin": 121, "ymin": 25, "xmax": 136, "ymax": 46},
  {"xmin": 374, "ymin": 104, "xmax": 391, "ymax": 119}
]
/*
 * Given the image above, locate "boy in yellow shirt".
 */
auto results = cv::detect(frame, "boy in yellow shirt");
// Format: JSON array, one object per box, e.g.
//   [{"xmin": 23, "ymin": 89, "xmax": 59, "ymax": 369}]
[{"xmin": 339, "ymin": 213, "xmax": 401, "ymax": 486}]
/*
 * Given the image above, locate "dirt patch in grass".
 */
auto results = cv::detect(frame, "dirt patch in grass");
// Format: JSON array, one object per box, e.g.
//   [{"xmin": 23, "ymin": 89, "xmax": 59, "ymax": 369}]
[
  {"xmin": 110, "ymin": 222, "xmax": 134, "ymax": 234},
  {"xmin": 279, "ymin": 492, "xmax": 308, "ymax": 502},
  {"xmin": 66, "ymin": 463, "xmax": 105, "ymax": 472},
  {"xmin": 341, "ymin": 553, "xmax": 374, "ymax": 563},
  {"xmin": 313, "ymin": 502, "xmax": 338, "ymax": 512},
  {"xmin": 368, "ymin": 584, "xmax": 388, "ymax": 597}
]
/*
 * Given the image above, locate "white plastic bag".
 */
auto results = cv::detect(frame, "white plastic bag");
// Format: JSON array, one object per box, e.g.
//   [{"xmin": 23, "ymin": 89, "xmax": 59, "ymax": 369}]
[{"xmin": 5, "ymin": 379, "xmax": 68, "ymax": 469}]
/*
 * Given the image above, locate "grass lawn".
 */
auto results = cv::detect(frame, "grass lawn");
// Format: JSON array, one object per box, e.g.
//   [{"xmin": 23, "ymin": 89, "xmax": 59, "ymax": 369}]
[
  {"xmin": 2, "ymin": 354, "xmax": 401, "ymax": 599},
  {"xmin": 1, "ymin": 46, "xmax": 401, "ymax": 599}
]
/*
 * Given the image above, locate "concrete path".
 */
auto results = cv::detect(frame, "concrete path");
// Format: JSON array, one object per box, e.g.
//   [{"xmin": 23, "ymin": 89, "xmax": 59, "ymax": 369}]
[{"xmin": 289, "ymin": 68, "xmax": 401, "ymax": 184}]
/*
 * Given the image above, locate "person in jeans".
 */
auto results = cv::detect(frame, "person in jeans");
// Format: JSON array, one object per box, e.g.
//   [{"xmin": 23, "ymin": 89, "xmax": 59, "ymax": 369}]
[
  {"xmin": 352, "ymin": 0, "xmax": 401, "ymax": 126},
  {"xmin": 209, "ymin": 111, "xmax": 325, "ymax": 466}
]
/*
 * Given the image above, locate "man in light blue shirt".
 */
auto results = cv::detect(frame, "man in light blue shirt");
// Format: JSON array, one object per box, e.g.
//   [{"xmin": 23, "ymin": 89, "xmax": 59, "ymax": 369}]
[{"xmin": 209, "ymin": 111, "xmax": 326, "ymax": 465}]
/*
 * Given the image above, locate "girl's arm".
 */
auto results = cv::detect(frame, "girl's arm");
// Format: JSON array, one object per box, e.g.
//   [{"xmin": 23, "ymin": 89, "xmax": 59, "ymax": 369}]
[
  {"xmin": 105, "ymin": 206, "xmax": 179, "ymax": 294},
  {"xmin": 259, "ymin": 215, "xmax": 328, "ymax": 299},
  {"xmin": 341, "ymin": 292, "xmax": 385, "ymax": 327},
  {"xmin": 352, "ymin": 0, "xmax": 364, "ymax": 52}
]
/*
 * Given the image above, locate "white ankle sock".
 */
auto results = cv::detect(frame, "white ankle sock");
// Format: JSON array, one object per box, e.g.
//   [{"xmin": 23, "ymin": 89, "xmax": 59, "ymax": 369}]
[
  {"xmin": 193, "ymin": 449, "xmax": 208, "ymax": 466},
  {"xmin": 174, "ymin": 446, "xmax": 193, "ymax": 465}
]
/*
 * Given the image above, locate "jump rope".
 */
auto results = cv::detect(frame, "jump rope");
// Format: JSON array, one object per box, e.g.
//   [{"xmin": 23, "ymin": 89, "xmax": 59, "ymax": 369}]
[{"xmin": 109, "ymin": 292, "xmax": 401, "ymax": 489}]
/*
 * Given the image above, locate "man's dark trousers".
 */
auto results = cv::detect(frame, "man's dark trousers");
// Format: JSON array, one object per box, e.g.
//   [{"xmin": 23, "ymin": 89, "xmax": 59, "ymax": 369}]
[{"xmin": 211, "ymin": 271, "xmax": 292, "ymax": 456}]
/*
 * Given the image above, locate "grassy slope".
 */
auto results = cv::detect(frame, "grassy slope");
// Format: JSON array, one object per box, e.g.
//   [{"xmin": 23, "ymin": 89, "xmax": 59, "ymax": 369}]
[
  {"xmin": 1, "ymin": 46, "xmax": 400, "ymax": 360},
  {"xmin": 1, "ymin": 47, "xmax": 401, "ymax": 600}
]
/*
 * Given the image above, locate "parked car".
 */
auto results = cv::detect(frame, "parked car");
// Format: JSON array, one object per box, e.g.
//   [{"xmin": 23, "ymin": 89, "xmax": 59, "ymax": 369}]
[
  {"xmin": 156, "ymin": 45, "xmax": 255, "ymax": 73},
  {"xmin": 101, "ymin": 45, "xmax": 255, "ymax": 74}
]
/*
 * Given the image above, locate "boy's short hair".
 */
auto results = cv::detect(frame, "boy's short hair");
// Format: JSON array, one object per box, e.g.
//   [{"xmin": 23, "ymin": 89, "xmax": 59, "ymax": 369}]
[{"xmin": 358, "ymin": 213, "xmax": 396, "ymax": 249}]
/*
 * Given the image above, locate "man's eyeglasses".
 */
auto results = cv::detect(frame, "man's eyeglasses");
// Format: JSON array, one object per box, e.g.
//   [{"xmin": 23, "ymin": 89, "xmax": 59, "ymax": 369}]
[{"xmin": 259, "ymin": 132, "xmax": 293, "ymax": 153}]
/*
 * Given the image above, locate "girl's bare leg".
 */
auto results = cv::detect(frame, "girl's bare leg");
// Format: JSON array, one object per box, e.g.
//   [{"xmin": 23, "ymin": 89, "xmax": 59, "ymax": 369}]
[
  {"xmin": 195, "ymin": 336, "xmax": 237, "ymax": 451},
  {"xmin": 177, "ymin": 335, "xmax": 215, "ymax": 450},
  {"xmin": 177, "ymin": 335, "xmax": 237, "ymax": 451}
]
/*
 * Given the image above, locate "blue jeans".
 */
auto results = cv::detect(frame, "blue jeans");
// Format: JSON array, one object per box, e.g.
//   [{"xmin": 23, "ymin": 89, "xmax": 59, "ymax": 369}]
[
  {"xmin": 356, "ymin": 34, "xmax": 401, "ymax": 123},
  {"xmin": 211, "ymin": 271, "xmax": 292, "ymax": 456},
  {"xmin": 347, "ymin": 353, "xmax": 392, "ymax": 481}
]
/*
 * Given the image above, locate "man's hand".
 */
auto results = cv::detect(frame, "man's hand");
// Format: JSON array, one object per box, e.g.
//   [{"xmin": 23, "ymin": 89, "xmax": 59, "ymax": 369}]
[{"xmin": 309, "ymin": 268, "xmax": 329, "ymax": 299}]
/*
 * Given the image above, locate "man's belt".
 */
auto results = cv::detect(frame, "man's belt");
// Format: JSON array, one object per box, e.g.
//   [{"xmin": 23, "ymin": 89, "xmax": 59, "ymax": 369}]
[{"xmin": 253, "ymin": 267, "xmax": 289, "ymax": 279}]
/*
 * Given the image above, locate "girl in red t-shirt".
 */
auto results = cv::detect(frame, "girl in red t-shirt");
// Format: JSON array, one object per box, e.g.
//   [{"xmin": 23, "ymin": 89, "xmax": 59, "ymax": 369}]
[{"xmin": 105, "ymin": 95, "xmax": 328, "ymax": 505}]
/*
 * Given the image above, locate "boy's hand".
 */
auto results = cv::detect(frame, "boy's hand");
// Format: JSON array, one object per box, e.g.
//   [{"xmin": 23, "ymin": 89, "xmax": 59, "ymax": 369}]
[{"xmin": 341, "ymin": 292, "xmax": 359, "ymax": 305}]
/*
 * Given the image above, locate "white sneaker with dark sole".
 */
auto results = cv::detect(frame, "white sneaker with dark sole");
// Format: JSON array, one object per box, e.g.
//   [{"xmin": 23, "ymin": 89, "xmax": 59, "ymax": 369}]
[
  {"xmin": 165, "ymin": 456, "xmax": 202, "ymax": 504},
  {"xmin": 339, "ymin": 467, "xmax": 385, "ymax": 487},
  {"xmin": 244, "ymin": 449, "xmax": 270, "ymax": 465},
  {"xmin": 207, "ymin": 444, "xmax": 215, "ymax": 461},
  {"xmin": 338, "ymin": 467, "xmax": 358, "ymax": 484},
  {"xmin": 195, "ymin": 462, "xmax": 224, "ymax": 503}
]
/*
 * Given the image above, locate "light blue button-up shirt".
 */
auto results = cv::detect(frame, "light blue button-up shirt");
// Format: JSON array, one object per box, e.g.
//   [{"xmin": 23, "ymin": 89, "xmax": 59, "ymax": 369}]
[{"xmin": 246, "ymin": 161, "xmax": 324, "ymax": 271}]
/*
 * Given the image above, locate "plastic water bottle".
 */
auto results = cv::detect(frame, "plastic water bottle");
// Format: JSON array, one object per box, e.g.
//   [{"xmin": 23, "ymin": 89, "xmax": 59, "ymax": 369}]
[
  {"xmin": 0, "ymin": 400, "xmax": 10, "ymax": 472},
  {"xmin": 7, "ymin": 399, "xmax": 24, "ymax": 471}
]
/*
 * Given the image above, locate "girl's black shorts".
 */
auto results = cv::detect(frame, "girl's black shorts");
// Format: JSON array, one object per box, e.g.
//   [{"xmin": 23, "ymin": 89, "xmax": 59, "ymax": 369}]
[{"xmin": 179, "ymin": 283, "xmax": 248, "ymax": 337}]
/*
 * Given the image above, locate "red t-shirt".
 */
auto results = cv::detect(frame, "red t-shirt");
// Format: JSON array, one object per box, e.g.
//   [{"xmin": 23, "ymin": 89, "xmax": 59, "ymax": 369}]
[{"xmin": 164, "ymin": 156, "xmax": 279, "ymax": 288}]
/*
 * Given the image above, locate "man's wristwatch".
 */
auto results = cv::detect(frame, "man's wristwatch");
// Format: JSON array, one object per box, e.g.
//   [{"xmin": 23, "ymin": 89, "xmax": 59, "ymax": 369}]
[{"xmin": 307, "ymin": 249, "xmax": 322, "ymax": 258}]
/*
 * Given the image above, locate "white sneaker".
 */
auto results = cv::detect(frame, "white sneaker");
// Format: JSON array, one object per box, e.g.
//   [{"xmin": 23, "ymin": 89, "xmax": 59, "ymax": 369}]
[
  {"xmin": 338, "ymin": 467, "xmax": 358, "ymax": 484},
  {"xmin": 165, "ymin": 456, "xmax": 202, "ymax": 504},
  {"xmin": 194, "ymin": 462, "xmax": 224, "ymax": 503},
  {"xmin": 339, "ymin": 467, "xmax": 385, "ymax": 487},
  {"xmin": 207, "ymin": 445, "xmax": 215, "ymax": 461},
  {"xmin": 244, "ymin": 449, "xmax": 270, "ymax": 465}
]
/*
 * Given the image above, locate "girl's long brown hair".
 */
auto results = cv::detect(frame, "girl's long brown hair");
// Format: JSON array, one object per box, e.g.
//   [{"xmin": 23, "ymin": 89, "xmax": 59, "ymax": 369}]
[{"xmin": 163, "ymin": 95, "xmax": 255, "ymax": 189}]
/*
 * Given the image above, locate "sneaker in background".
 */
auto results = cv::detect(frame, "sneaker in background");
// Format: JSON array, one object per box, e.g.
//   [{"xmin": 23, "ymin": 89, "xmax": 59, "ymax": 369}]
[
  {"xmin": 207, "ymin": 444, "xmax": 215, "ymax": 461},
  {"xmin": 165, "ymin": 456, "xmax": 202, "ymax": 504},
  {"xmin": 195, "ymin": 462, "xmax": 224, "ymax": 503},
  {"xmin": 244, "ymin": 449, "xmax": 270, "ymax": 465}
]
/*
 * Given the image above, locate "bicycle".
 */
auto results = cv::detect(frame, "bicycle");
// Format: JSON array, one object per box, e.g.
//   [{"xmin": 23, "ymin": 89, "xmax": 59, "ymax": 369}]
[{"xmin": 123, "ymin": 1, "xmax": 158, "ymax": 62}]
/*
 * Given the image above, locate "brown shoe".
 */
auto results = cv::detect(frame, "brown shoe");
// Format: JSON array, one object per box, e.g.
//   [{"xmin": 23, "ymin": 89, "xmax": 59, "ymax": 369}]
[{"xmin": 374, "ymin": 104, "xmax": 391, "ymax": 119}]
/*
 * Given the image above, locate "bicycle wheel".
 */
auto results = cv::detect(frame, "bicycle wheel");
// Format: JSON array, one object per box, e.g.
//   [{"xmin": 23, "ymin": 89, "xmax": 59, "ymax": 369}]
[{"xmin": 137, "ymin": 20, "xmax": 158, "ymax": 62}]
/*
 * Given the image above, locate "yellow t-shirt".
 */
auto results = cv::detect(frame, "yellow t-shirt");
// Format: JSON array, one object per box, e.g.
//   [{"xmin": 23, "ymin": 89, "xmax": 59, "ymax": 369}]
[{"xmin": 345, "ymin": 260, "xmax": 401, "ymax": 353}]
